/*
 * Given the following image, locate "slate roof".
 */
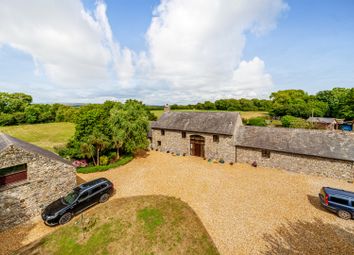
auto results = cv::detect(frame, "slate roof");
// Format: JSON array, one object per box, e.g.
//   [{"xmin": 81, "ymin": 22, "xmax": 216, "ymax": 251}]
[
  {"xmin": 0, "ymin": 133, "xmax": 71, "ymax": 165},
  {"xmin": 235, "ymin": 126, "xmax": 354, "ymax": 162},
  {"xmin": 307, "ymin": 117, "xmax": 337, "ymax": 124},
  {"xmin": 151, "ymin": 112, "xmax": 239, "ymax": 135}
]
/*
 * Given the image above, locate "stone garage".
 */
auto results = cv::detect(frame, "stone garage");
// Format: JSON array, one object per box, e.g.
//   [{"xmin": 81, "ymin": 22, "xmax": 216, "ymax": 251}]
[{"xmin": 0, "ymin": 133, "xmax": 76, "ymax": 231}]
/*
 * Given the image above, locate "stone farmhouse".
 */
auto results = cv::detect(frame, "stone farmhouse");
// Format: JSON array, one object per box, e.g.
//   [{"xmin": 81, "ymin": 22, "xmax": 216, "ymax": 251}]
[
  {"xmin": 150, "ymin": 111, "xmax": 354, "ymax": 180},
  {"xmin": 0, "ymin": 133, "xmax": 76, "ymax": 230}
]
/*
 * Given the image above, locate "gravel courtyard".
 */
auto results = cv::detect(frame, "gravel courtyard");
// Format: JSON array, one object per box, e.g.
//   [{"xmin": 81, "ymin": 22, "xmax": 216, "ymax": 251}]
[
  {"xmin": 1, "ymin": 151, "xmax": 354, "ymax": 255},
  {"xmin": 80, "ymin": 151, "xmax": 354, "ymax": 254}
]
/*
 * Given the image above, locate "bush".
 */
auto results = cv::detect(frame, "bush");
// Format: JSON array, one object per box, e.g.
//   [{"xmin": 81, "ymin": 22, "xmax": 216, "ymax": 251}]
[
  {"xmin": 72, "ymin": 159, "xmax": 88, "ymax": 168},
  {"xmin": 108, "ymin": 152, "xmax": 117, "ymax": 161},
  {"xmin": 77, "ymin": 155, "xmax": 133, "ymax": 174},
  {"xmin": 99, "ymin": 155, "xmax": 109, "ymax": 166},
  {"xmin": 247, "ymin": 117, "xmax": 267, "ymax": 127},
  {"xmin": 0, "ymin": 113, "xmax": 15, "ymax": 126},
  {"xmin": 280, "ymin": 115, "xmax": 299, "ymax": 127},
  {"xmin": 281, "ymin": 115, "xmax": 312, "ymax": 129}
]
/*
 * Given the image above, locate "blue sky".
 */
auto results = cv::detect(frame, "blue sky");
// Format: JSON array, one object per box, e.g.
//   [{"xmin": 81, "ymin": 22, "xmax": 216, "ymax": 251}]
[{"xmin": 0, "ymin": 0, "xmax": 353, "ymax": 103}]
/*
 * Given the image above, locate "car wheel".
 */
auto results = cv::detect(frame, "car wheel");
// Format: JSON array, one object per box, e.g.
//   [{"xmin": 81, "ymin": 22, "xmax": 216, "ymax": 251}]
[
  {"xmin": 59, "ymin": 212, "xmax": 73, "ymax": 225},
  {"xmin": 99, "ymin": 193, "xmax": 110, "ymax": 203},
  {"xmin": 337, "ymin": 210, "xmax": 351, "ymax": 220}
]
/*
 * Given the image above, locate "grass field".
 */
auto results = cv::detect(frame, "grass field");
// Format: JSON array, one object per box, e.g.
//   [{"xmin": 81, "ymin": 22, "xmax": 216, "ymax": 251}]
[
  {"xmin": 0, "ymin": 122, "xmax": 75, "ymax": 151},
  {"xmin": 151, "ymin": 109, "xmax": 268, "ymax": 119},
  {"xmin": 17, "ymin": 196, "xmax": 219, "ymax": 255}
]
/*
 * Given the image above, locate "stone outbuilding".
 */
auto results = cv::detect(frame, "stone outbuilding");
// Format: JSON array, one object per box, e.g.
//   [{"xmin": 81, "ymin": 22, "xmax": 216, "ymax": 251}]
[
  {"xmin": 0, "ymin": 133, "xmax": 76, "ymax": 231},
  {"xmin": 151, "ymin": 112, "xmax": 354, "ymax": 180},
  {"xmin": 307, "ymin": 117, "xmax": 338, "ymax": 130}
]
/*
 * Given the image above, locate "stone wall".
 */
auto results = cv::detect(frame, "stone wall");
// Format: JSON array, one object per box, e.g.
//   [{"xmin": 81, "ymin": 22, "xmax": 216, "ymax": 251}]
[
  {"xmin": 151, "ymin": 129, "xmax": 235, "ymax": 162},
  {"xmin": 0, "ymin": 145, "xmax": 76, "ymax": 231},
  {"xmin": 236, "ymin": 146, "xmax": 354, "ymax": 180}
]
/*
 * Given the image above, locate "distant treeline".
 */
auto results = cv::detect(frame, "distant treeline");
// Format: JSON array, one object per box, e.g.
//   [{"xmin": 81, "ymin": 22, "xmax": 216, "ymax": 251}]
[
  {"xmin": 148, "ymin": 88, "xmax": 354, "ymax": 120},
  {"xmin": 1, "ymin": 87, "xmax": 353, "ymax": 127},
  {"xmin": 0, "ymin": 93, "xmax": 80, "ymax": 126}
]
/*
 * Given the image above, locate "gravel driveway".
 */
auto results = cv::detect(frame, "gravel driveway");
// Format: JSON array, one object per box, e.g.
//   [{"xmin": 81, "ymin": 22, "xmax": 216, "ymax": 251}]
[
  {"xmin": 1, "ymin": 151, "xmax": 353, "ymax": 255},
  {"xmin": 79, "ymin": 151, "xmax": 354, "ymax": 254}
]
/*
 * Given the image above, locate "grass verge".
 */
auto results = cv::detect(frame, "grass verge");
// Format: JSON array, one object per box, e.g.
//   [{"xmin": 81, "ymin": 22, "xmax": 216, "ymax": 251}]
[
  {"xmin": 17, "ymin": 195, "xmax": 219, "ymax": 255},
  {"xmin": 76, "ymin": 155, "xmax": 133, "ymax": 174}
]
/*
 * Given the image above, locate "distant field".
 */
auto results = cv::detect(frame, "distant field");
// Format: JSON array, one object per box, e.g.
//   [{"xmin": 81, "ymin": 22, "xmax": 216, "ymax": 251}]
[
  {"xmin": 151, "ymin": 109, "xmax": 268, "ymax": 119},
  {"xmin": 0, "ymin": 122, "xmax": 75, "ymax": 151}
]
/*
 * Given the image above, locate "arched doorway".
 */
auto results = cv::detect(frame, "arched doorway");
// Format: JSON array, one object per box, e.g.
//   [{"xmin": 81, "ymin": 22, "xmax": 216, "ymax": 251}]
[{"xmin": 190, "ymin": 135, "xmax": 205, "ymax": 157}]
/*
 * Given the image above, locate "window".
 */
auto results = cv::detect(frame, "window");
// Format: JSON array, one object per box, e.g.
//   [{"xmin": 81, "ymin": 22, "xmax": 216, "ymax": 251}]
[
  {"xmin": 63, "ymin": 190, "xmax": 79, "ymax": 204},
  {"xmin": 161, "ymin": 130, "xmax": 165, "ymax": 136},
  {"xmin": 92, "ymin": 184, "xmax": 107, "ymax": 194},
  {"xmin": 78, "ymin": 191, "xmax": 89, "ymax": 202},
  {"xmin": 213, "ymin": 135, "xmax": 219, "ymax": 143},
  {"xmin": 157, "ymin": 141, "xmax": 161, "ymax": 146},
  {"xmin": 330, "ymin": 196, "xmax": 349, "ymax": 206},
  {"xmin": 261, "ymin": 150, "xmax": 270, "ymax": 158},
  {"xmin": 0, "ymin": 164, "xmax": 27, "ymax": 186},
  {"xmin": 91, "ymin": 185, "xmax": 102, "ymax": 194},
  {"xmin": 182, "ymin": 131, "xmax": 186, "ymax": 138}
]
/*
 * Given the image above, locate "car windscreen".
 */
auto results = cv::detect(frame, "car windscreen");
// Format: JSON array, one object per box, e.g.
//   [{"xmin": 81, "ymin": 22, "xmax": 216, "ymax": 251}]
[{"xmin": 63, "ymin": 190, "xmax": 79, "ymax": 204}]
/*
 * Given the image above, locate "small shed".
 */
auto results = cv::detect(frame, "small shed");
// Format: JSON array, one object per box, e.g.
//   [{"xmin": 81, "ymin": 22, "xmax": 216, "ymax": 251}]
[{"xmin": 307, "ymin": 117, "xmax": 338, "ymax": 130}]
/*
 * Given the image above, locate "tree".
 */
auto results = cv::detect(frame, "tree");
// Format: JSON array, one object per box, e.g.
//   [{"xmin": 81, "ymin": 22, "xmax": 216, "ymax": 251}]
[
  {"xmin": 109, "ymin": 100, "xmax": 149, "ymax": 154},
  {"xmin": 88, "ymin": 132, "xmax": 109, "ymax": 166},
  {"xmin": 80, "ymin": 143, "xmax": 96, "ymax": 166}
]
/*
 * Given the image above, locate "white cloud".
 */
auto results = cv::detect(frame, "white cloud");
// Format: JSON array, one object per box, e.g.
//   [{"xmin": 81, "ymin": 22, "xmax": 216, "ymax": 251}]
[
  {"xmin": 144, "ymin": 0, "xmax": 287, "ymax": 97},
  {"xmin": 0, "ymin": 0, "xmax": 288, "ymax": 103}
]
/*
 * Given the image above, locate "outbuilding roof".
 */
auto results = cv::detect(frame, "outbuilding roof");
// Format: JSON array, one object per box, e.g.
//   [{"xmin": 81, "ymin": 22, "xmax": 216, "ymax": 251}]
[
  {"xmin": 235, "ymin": 126, "xmax": 354, "ymax": 162},
  {"xmin": 307, "ymin": 117, "xmax": 337, "ymax": 124},
  {"xmin": 0, "ymin": 133, "xmax": 71, "ymax": 165},
  {"xmin": 151, "ymin": 112, "xmax": 240, "ymax": 135}
]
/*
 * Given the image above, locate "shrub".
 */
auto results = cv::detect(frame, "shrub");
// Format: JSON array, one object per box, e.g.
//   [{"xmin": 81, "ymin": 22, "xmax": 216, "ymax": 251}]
[
  {"xmin": 247, "ymin": 117, "xmax": 267, "ymax": 127},
  {"xmin": 0, "ymin": 113, "xmax": 15, "ymax": 126},
  {"xmin": 280, "ymin": 115, "xmax": 299, "ymax": 127},
  {"xmin": 99, "ymin": 156, "xmax": 109, "ymax": 166},
  {"xmin": 77, "ymin": 155, "xmax": 133, "ymax": 174},
  {"xmin": 108, "ymin": 152, "xmax": 117, "ymax": 161},
  {"xmin": 281, "ymin": 115, "xmax": 312, "ymax": 129},
  {"xmin": 72, "ymin": 159, "xmax": 88, "ymax": 168}
]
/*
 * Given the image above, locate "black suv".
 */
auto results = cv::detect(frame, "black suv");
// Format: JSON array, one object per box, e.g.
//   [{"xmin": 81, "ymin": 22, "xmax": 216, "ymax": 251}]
[
  {"xmin": 319, "ymin": 187, "xmax": 354, "ymax": 220},
  {"xmin": 42, "ymin": 178, "xmax": 114, "ymax": 226}
]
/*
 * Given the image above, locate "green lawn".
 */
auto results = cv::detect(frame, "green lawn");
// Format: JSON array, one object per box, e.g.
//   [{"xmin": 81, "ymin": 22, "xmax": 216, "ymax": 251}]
[
  {"xmin": 151, "ymin": 109, "xmax": 268, "ymax": 120},
  {"xmin": 17, "ymin": 196, "xmax": 219, "ymax": 255},
  {"xmin": 0, "ymin": 122, "xmax": 75, "ymax": 151}
]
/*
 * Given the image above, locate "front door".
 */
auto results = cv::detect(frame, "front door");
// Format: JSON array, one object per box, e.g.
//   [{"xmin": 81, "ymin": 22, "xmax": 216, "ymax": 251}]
[{"xmin": 190, "ymin": 135, "xmax": 205, "ymax": 157}]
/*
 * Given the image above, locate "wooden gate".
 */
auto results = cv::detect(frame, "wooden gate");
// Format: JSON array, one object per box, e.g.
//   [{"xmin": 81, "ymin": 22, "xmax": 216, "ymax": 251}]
[{"xmin": 190, "ymin": 135, "xmax": 205, "ymax": 157}]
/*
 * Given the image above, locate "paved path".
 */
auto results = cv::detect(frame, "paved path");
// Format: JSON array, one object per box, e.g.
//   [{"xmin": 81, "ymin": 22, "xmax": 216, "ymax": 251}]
[{"xmin": 79, "ymin": 151, "xmax": 354, "ymax": 255}]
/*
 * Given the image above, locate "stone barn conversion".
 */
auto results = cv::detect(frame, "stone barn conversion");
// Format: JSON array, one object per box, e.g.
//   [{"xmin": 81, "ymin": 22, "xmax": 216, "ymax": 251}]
[
  {"xmin": 151, "ymin": 112, "xmax": 242, "ymax": 162},
  {"xmin": 0, "ymin": 133, "xmax": 76, "ymax": 231},
  {"xmin": 151, "ymin": 112, "xmax": 354, "ymax": 180}
]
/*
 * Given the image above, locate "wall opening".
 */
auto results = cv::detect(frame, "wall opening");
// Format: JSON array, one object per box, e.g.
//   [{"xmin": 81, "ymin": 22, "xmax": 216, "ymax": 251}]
[{"xmin": 0, "ymin": 163, "xmax": 28, "ymax": 186}]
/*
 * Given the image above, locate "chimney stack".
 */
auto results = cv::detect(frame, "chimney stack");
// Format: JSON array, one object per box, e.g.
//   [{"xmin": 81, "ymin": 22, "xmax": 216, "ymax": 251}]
[{"xmin": 164, "ymin": 104, "xmax": 171, "ymax": 112}]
